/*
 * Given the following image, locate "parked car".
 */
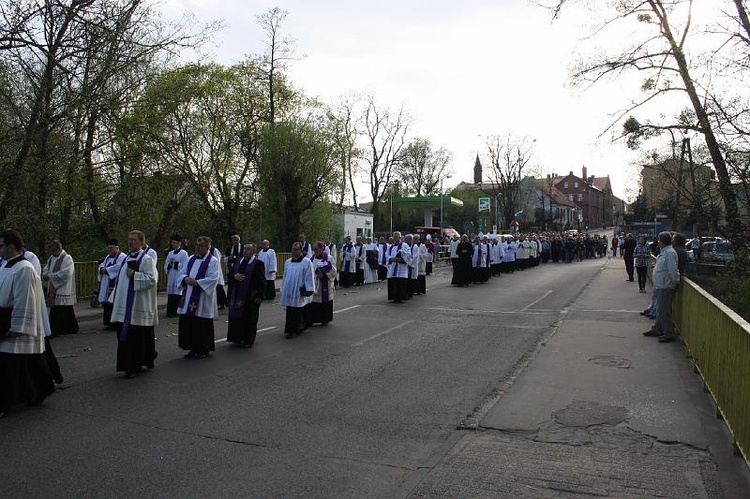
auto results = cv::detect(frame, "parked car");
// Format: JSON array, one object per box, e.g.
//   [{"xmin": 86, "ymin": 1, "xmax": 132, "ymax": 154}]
[{"xmin": 699, "ymin": 240, "xmax": 733, "ymax": 264}]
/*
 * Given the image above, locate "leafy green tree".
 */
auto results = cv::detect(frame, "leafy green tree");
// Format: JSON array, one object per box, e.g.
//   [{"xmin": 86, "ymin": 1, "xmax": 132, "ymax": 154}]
[{"xmin": 257, "ymin": 119, "xmax": 340, "ymax": 248}]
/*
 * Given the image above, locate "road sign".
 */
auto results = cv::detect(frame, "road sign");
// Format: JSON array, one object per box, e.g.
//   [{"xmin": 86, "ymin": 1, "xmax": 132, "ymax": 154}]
[{"xmin": 478, "ymin": 197, "xmax": 491, "ymax": 213}]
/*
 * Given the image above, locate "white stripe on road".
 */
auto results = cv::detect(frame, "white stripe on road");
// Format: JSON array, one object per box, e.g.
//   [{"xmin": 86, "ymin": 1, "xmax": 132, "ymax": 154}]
[
  {"xmin": 215, "ymin": 326, "xmax": 277, "ymax": 343},
  {"xmin": 353, "ymin": 320, "xmax": 414, "ymax": 347},
  {"xmin": 521, "ymin": 290, "xmax": 553, "ymax": 311},
  {"xmin": 427, "ymin": 306, "xmax": 550, "ymax": 315},
  {"xmin": 334, "ymin": 305, "xmax": 360, "ymax": 314}
]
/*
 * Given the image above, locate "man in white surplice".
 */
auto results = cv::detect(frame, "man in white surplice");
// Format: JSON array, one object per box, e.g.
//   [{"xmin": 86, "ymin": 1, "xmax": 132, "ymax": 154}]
[
  {"xmin": 0, "ymin": 229, "xmax": 55, "ymax": 416},
  {"xmin": 98, "ymin": 238, "xmax": 126, "ymax": 329},
  {"xmin": 280, "ymin": 242, "xmax": 315, "ymax": 339},
  {"xmin": 109, "ymin": 230, "xmax": 158, "ymax": 378},
  {"xmin": 164, "ymin": 235, "xmax": 189, "ymax": 317},
  {"xmin": 258, "ymin": 239, "xmax": 277, "ymax": 301},
  {"xmin": 386, "ymin": 231, "xmax": 412, "ymax": 303},
  {"xmin": 43, "ymin": 240, "xmax": 78, "ymax": 336},
  {"xmin": 178, "ymin": 236, "xmax": 220, "ymax": 359}
]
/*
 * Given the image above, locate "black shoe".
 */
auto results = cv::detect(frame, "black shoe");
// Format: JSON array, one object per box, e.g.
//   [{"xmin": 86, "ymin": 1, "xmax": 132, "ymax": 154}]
[
  {"xmin": 184, "ymin": 351, "xmax": 196, "ymax": 358},
  {"xmin": 124, "ymin": 372, "xmax": 137, "ymax": 379},
  {"xmin": 640, "ymin": 309, "xmax": 649, "ymax": 316},
  {"xmin": 240, "ymin": 343, "xmax": 253, "ymax": 349},
  {"xmin": 658, "ymin": 335, "xmax": 676, "ymax": 343},
  {"xmin": 194, "ymin": 353, "xmax": 208, "ymax": 359},
  {"xmin": 643, "ymin": 330, "xmax": 660, "ymax": 337},
  {"xmin": 53, "ymin": 375, "xmax": 64, "ymax": 384},
  {"xmin": 284, "ymin": 333, "xmax": 296, "ymax": 339}
]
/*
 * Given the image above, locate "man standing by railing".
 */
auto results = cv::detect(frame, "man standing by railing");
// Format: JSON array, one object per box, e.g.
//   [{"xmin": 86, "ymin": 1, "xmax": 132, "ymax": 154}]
[{"xmin": 643, "ymin": 232, "xmax": 680, "ymax": 343}]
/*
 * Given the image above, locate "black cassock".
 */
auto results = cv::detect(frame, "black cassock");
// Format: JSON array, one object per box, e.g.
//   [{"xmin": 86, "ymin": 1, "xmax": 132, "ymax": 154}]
[
  {"xmin": 451, "ymin": 242, "xmax": 474, "ymax": 287},
  {"xmin": 226, "ymin": 257, "xmax": 266, "ymax": 347}
]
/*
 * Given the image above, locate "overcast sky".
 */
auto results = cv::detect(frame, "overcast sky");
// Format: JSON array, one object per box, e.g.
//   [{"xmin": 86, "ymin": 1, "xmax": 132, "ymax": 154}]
[{"xmin": 159, "ymin": 0, "xmax": 695, "ymax": 202}]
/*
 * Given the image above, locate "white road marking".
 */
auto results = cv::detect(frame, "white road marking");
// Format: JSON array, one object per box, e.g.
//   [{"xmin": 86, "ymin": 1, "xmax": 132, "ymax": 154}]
[
  {"xmin": 521, "ymin": 290, "xmax": 553, "ymax": 311},
  {"xmin": 334, "ymin": 305, "xmax": 361, "ymax": 314},
  {"xmin": 215, "ymin": 326, "xmax": 277, "ymax": 343},
  {"xmin": 353, "ymin": 320, "xmax": 415, "ymax": 346},
  {"xmin": 427, "ymin": 306, "xmax": 550, "ymax": 315}
]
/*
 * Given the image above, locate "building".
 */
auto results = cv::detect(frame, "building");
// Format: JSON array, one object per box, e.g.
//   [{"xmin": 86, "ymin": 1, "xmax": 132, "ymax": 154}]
[
  {"xmin": 553, "ymin": 167, "xmax": 625, "ymax": 230},
  {"xmin": 332, "ymin": 210, "xmax": 374, "ymax": 243}
]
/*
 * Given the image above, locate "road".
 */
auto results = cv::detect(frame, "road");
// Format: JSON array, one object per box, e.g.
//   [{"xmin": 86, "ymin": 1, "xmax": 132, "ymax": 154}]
[{"xmin": 3, "ymin": 258, "xmax": 606, "ymax": 497}]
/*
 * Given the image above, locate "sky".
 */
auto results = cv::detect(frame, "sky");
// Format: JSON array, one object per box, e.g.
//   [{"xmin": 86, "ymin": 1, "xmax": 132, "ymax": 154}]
[{"xmin": 158, "ymin": 0, "xmax": 698, "ymax": 202}]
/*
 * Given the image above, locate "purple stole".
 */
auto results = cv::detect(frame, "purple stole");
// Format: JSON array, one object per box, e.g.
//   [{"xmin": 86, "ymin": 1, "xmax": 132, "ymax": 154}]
[
  {"xmin": 228, "ymin": 257, "xmax": 257, "ymax": 319},
  {"xmin": 379, "ymin": 243, "xmax": 388, "ymax": 265},
  {"xmin": 118, "ymin": 251, "xmax": 147, "ymax": 341},
  {"xmin": 314, "ymin": 252, "xmax": 333, "ymax": 302},
  {"xmin": 179, "ymin": 253, "xmax": 212, "ymax": 316},
  {"xmin": 475, "ymin": 244, "xmax": 481, "ymax": 266},
  {"xmin": 342, "ymin": 244, "xmax": 353, "ymax": 273}
]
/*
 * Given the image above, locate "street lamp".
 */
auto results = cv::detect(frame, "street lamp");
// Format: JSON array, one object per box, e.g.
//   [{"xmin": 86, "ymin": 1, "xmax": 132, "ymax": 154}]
[
  {"xmin": 439, "ymin": 175, "xmax": 452, "ymax": 234},
  {"xmin": 390, "ymin": 180, "xmax": 400, "ymax": 234}
]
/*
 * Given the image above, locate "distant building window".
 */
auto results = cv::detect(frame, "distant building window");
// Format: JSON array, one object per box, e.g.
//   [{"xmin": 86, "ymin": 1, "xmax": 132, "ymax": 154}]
[
  {"xmin": 577, "ymin": 193, "xmax": 583, "ymax": 202},
  {"xmin": 568, "ymin": 194, "xmax": 574, "ymax": 201},
  {"xmin": 574, "ymin": 181, "xmax": 578, "ymax": 188},
  {"xmin": 564, "ymin": 181, "xmax": 568, "ymax": 189}
]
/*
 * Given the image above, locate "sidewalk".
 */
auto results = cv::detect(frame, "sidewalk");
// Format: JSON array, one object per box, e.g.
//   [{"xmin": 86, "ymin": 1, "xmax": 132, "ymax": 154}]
[{"xmin": 410, "ymin": 258, "xmax": 750, "ymax": 498}]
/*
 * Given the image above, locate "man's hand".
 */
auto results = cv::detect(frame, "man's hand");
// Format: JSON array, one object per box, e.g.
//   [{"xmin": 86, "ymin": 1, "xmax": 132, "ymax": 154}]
[
  {"xmin": 234, "ymin": 274, "xmax": 245, "ymax": 282},
  {"xmin": 126, "ymin": 268, "xmax": 135, "ymax": 278}
]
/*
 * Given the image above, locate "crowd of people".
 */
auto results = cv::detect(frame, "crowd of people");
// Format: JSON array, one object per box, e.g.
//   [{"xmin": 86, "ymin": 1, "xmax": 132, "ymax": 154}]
[
  {"xmin": 448, "ymin": 231, "xmax": 609, "ymax": 287},
  {"xmin": 2, "ymin": 224, "xmax": 675, "ymax": 418}
]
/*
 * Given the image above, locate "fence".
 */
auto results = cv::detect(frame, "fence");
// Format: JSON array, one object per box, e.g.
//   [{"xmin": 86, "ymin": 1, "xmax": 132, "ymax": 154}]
[
  {"xmin": 74, "ymin": 254, "xmax": 299, "ymax": 300},
  {"xmin": 673, "ymin": 278, "xmax": 750, "ymax": 465},
  {"xmin": 72, "ymin": 251, "xmax": 464, "ymax": 299}
]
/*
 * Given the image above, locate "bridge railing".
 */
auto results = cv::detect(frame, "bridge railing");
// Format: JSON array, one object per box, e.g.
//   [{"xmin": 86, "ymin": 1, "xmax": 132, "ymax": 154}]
[{"xmin": 674, "ymin": 277, "xmax": 750, "ymax": 465}]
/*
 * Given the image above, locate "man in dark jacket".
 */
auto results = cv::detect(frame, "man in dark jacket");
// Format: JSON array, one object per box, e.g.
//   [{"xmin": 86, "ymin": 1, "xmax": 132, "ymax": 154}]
[{"xmin": 623, "ymin": 233, "xmax": 637, "ymax": 281}]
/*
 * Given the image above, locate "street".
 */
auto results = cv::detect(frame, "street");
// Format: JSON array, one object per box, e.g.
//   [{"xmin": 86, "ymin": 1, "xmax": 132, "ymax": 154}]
[{"xmin": 4, "ymin": 258, "xmax": 638, "ymax": 496}]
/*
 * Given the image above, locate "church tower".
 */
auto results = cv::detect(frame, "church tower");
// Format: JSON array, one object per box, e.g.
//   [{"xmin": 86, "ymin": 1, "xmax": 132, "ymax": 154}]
[{"xmin": 473, "ymin": 154, "xmax": 482, "ymax": 184}]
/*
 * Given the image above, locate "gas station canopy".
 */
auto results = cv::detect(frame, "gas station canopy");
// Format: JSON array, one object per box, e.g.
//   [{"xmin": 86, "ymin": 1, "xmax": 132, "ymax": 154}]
[{"xmin": 392, "ymin": 196, "xmax": 464, "ymax": 227}]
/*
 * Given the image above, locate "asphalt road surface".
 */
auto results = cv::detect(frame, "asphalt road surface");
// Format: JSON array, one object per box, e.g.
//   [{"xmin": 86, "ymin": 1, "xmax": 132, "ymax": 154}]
[{"xmin": 3, "ymin": 258, "xmax": 606, "ymax": 498}]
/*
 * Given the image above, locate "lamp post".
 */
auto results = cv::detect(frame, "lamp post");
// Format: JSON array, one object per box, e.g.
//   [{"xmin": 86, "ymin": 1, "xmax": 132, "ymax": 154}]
[
  {"xmin": 439, "ymin": 175, "xmax": 452, "ymax": 234},
  {"xmin": 390, "ymin": 180, "xmax": 400, "ymax": 234}
]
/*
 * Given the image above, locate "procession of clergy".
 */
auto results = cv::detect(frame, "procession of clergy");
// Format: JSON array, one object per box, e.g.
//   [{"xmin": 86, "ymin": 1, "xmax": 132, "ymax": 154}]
[{"xmin": 0, "ymin": 224, "xmax": 597, "ymax": 417}]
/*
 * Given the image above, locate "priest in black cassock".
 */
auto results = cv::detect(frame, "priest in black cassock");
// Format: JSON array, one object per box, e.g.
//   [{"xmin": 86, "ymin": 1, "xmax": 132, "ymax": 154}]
[
  {"xmin": 226, "ymin": 243, "xmax": 265, "ymax": 348},
  {"xmin": 451, "ymin": 234, "xmax": 474, "ymax": 287}
]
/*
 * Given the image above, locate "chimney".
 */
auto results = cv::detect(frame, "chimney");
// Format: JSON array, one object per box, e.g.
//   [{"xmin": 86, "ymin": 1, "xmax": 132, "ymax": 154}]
[
  {"xmin": 588, "ymin": 176, "xmax": 594, "ymax": 184},
  {"xmin": 582, "ymin": 165, "xmax": 587, "ymax": 180}
]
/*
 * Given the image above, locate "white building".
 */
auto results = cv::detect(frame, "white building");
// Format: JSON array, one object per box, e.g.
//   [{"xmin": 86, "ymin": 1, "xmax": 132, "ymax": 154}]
[{"xmin": 333, "ymin": 210, "xmax": 374, "ymax": 243}]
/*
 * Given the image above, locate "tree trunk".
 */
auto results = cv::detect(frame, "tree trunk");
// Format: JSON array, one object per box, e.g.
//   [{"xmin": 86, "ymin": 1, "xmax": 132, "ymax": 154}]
[{"xmin": 649, "ymin": 0, "xmax": 745, "ymax": 245}]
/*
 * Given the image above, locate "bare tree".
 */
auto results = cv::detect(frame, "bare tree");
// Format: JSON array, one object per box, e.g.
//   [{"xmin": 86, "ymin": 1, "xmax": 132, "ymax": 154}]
[
  {"xmin": 548, "ymin": 0, "xmax": 746, "ymax": 245},
  {"xmin": 254, "ymin": 6, "xmax": 299, "ymax": 125},
  {"xmin": 484, "ymin": 134, "xmax": 535, "ymax": 228},
  {"xmin": 327, "ymin": 93, "xmax": 362, "ymax": 209},
  {"xmin": 361, "ymin": 95, "xmax": 412, "ymax": 225}
]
